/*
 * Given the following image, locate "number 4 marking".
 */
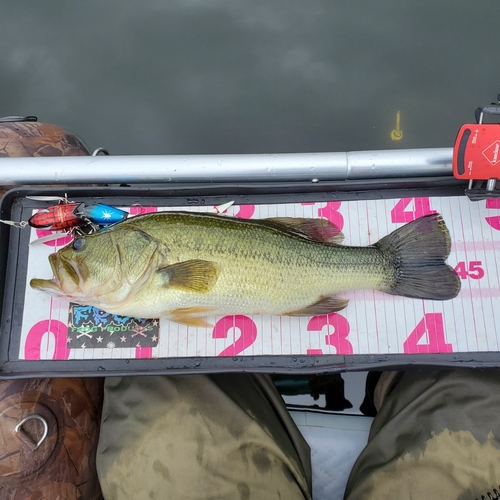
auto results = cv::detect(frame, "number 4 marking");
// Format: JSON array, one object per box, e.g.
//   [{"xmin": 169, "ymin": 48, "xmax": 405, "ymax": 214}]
[
  {"xmin": 403, "ymin": 313, "xmax": 453, "ymax": 354},
  {"xmin": 391, "ymin": 198, "xmax": 436, "ymax": 223}
]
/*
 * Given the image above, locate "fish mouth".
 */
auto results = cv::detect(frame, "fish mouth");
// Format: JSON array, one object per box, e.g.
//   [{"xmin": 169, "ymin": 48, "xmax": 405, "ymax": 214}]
[
  {"xmin": 51, "ymin": 253, "xmax": 81, "ymax": 287},
  {"xmin": 30, "ymin": 253, "xmax": 82, "ymax": 296},
  {"xmin": 30, "ymin": 277, "xmax": 64, "ymax": 295}
]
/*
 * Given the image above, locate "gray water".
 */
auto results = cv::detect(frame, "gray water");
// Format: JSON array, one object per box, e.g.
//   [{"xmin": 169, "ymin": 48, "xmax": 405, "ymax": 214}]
[{"xmin": 1, "ymin": 0, "xmax": 499, "ymax": 155}]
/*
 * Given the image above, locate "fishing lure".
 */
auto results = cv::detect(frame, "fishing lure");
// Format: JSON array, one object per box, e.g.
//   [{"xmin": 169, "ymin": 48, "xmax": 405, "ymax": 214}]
[
  {"xmin": 28, "ymin": 201, "xmax": 127, "ymax": 232},
  {"xmin": 80, "ymin": 203, "xmax": 128, "ymax": 226},
  {"xmin": 2, "ymin": 197, "xmax": 234, "ymax": 241},
  {"xmin": 0, "ymin": 195, "xmax": 129, "ymax": 242},
  {"xmin": 28, "ymin": 202, "xmax": 86, "ymax": 231}
]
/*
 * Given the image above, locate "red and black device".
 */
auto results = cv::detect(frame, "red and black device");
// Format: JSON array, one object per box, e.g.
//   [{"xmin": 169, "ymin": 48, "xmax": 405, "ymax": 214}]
[{"xmin": 453, "ymin": 99, "xmax": 500, "ymax": 200}]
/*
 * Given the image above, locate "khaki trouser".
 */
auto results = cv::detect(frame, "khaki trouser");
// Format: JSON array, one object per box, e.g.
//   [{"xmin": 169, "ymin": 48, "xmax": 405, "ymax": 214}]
[
  {"xmin": 97, "ymin": 369, "xmax": 500, "ymax": 500},
  {"xmin": 344, "ymin": 369, "xmax": 500, "ymax": 500},
  {"xmin": 97, "ymin": 374, "xmax": 312, "ymax": 500}
]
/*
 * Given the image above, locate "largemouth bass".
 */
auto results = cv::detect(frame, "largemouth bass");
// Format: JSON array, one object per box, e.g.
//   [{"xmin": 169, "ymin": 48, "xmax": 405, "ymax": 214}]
[{"xmin": 30, "ymin": 212, "xmax": 460, "ymax": 327}]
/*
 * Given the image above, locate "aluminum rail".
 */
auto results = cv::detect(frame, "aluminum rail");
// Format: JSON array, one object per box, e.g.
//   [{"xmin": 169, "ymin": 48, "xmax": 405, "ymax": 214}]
[{"xmin": 0, "ymin": 148, "xmax": 453, "ymax": 185}]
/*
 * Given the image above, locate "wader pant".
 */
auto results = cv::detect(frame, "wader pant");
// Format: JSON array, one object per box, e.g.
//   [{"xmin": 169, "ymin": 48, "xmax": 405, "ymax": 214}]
[
  {"xmin": 96, "ymin": 374, "xmax": 312, "ymax": 500},
  {"xmin": 97, "ymin": 369, "xmax": 500, "ymax": 500},
  {"xmin": 344, "ymin": 369, "xmax": 500, "ymax": 500}
]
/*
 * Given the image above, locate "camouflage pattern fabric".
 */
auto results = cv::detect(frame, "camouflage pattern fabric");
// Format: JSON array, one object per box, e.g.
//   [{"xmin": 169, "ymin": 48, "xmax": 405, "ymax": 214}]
[
  {"xmin": 0, "ymin": 119, "xmax": 90, "ymax": 196},
  {"xmin": 0, "ymin": 377, "xmax": 104, "ymax": 500},
  {"xmin": 0, "ymin": 121, "xmax": 89, "ymax": 159},
  {"xmin": 344, "ymin": 369, "xmax": 500, "ymax": 500},
  {"xmin": 97, "ymin": 374, "xmax": 312, "ymax": 500}
]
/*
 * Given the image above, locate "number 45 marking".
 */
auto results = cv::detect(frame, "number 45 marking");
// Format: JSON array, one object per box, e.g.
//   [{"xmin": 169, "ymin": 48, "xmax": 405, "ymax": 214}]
[{"xmin": 453, "ymin": 261, "xmax": 485, "ymax": 280}]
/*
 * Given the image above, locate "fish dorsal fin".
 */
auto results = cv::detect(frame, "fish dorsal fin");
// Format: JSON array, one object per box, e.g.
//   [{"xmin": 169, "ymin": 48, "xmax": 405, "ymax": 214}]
[
  {"xmin": 286, "ymin": 295, "xmax": 349, "ymax": 316},
  {"xmin": 266, "ymin": 217, "xmax": 344, "ymax": 244},
  {"xmin": 158, "ymin": 260, "xmax": 220, "ymax": 293}
]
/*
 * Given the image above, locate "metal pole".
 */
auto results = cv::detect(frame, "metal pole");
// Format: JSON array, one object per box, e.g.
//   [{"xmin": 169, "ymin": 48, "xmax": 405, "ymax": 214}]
[{"xmin": 0, "ymin": 148, "xmax": 452, "ymax": 185}]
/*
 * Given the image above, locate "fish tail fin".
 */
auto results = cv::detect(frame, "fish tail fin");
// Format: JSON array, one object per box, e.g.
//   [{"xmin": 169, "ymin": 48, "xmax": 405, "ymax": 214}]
[{"xmin": 375, "ymin": 214, "xmax": 461, "ymax": 300}]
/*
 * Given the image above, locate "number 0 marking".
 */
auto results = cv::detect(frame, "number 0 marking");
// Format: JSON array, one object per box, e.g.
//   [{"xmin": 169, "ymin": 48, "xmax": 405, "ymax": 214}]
[{"xmin": 24, "ymin": 320, "xmax": 70, "ymax": 360}]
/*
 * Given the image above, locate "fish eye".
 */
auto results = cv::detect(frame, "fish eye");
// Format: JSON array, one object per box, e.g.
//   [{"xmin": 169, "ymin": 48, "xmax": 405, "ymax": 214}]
[{"xmin": 72, "ymin": 237, "xmax": 86, "ymax": 251}]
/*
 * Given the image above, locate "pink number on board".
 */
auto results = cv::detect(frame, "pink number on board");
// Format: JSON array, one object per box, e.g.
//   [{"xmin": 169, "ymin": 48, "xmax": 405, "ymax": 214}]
[
  {"xmin": 486, "ymin": 199, "xmax": 500, "ymax": 231},
  {"xmin": 233, "ymin": 205, "xmax": 255, "ymax": 219},
  {"xmin": 301, "ymin": 202, "xmax": 344, "ymax": 230},
  {"xmin": 212, "ymin": 315, "xmax": 258, "ymax": 356},
  {"xmin": 35, "ymin": 229, "xmax": 73, "ymax": 248},
  {"xmin": 129, "ymin": 206, "xmax": 158, "ymax": 215},
  {"xmin": 454, "ymin": 261, "xmax": 485, "ymax": 280},
  {"xmin": 403, "ymin": 313, "xmax": 452, "ymax": 354},
  {"xmin": 307, "ymin": 313, "xmax": 353, "ymax": 355},
  {"xmin": 390, "ymin": 198, "xmax": 437, "ymax": 224},
  {"xmin": 135, "ymin": 347, "xmax": 153, "ymax": 358},
  {"xmin": 24, "ymin": 319, "xmax": 70, "ymax": 360},
  {"xmin": 318, "ymin": 202, "xmax": 344, "ymax": 230},
  {"xmin": 306, "ymin": 349, "xmax": 324, "ymax": 355}
]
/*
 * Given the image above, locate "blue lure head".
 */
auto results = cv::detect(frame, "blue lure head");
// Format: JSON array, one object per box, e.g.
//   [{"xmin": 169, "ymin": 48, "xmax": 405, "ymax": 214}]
[{"xmin": 81, "ymin": 203, "xmax": 128, "ymax": 226}]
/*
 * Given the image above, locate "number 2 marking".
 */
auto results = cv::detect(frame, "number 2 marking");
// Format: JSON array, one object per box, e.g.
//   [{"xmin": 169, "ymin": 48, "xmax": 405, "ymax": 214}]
[{"xmin": 212, "ymin": 315, "xmax": 258, "ymax": 356}]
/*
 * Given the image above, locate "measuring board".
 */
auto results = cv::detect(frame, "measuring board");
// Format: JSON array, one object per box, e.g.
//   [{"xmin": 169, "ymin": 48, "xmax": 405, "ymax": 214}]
[{"xmin": 9, "ymin": 195, "xmax": 499, "ymax": 372}]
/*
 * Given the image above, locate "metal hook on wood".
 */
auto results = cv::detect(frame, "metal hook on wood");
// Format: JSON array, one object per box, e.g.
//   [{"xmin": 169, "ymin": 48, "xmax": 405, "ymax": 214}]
[{"xmin": 14, "ymin": 414, "xmax": 49, "ymax": 449}]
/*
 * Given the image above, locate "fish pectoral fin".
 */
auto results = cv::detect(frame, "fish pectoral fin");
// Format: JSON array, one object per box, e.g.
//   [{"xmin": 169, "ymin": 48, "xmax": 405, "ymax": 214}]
[
  {"xmin": 286, "ymin": 295, "xmax": 349, "ymax": 316},
  {"xmin": 167, "ymin": 307, "xmax": 214, "ymax": 327},
  {"xmin": 158, "ymin": 260, "xmax": 220, "ymax": 293},
  {"xmin": 266, "ymin": 217, "xmax": 344, "ymax": 244}
]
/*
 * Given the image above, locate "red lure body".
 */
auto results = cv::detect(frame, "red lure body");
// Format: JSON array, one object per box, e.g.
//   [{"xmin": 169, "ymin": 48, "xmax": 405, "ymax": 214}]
[{"xmin": 28, "ymin": 202, "xmax": 85, "ymax": 231}]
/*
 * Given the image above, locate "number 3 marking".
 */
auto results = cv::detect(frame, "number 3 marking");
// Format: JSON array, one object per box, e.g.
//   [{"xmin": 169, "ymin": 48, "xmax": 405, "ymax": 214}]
[
  {"xmin": 302, "ymin": 202, "xmax": 344, "ymax": 230},
  {"xmin": 307, "ymin": 313, "xmax": 353, "ymax": 354}
]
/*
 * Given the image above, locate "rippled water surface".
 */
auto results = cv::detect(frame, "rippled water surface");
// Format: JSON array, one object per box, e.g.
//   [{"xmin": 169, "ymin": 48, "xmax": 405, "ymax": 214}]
[{"xmin": 2, "ymin": 0, "xmax": 499, "ymax": 154}]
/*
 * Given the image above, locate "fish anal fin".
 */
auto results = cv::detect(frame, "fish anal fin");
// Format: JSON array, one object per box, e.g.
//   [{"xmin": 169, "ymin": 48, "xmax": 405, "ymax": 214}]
[
  {"xmin": 167, "ymin": 307, "xmax": 214, "ymax": 327},
  {"xmin": 286, "ymin": 295, "xmax": 349, "ymax": 316},
  {"xmin": 158, "ymin": 260, "xmax": 220, "ymax": 293},
  {"xmin": 267, "ymin": 217, "xmax": 344, "ymax": 244}
]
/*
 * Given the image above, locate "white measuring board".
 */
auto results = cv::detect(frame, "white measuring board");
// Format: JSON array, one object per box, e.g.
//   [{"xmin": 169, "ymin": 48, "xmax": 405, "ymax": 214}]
[{"xmin": 18, "ymin": 196, "xmax": 500, "ymax": 362}]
